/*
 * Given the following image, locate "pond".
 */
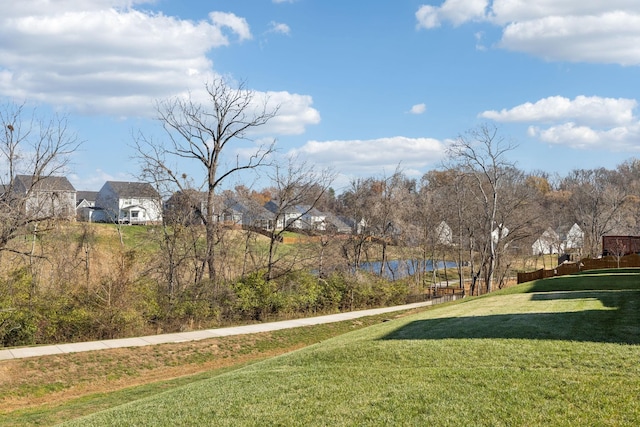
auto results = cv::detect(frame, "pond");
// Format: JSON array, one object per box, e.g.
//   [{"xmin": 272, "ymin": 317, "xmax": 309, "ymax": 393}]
[{"xmin": 359, "ymin": 259, "xmax": 457, "ymax": 280}]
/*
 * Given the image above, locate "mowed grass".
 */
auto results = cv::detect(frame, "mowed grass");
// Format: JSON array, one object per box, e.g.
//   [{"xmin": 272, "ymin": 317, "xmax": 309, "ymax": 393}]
[{"xmin": 63, "ymin": 270, "xmax": 640, "ymax": 426}]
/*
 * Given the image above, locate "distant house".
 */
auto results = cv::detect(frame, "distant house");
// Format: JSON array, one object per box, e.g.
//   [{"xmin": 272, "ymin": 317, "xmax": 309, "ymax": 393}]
[
  {"xmin": 164, "ymin": 189, "xmax": 208, "ymax": 225},
  {"xmin": 434, "ymin": 221, "xmax": 453, "ymax": 246},
  {"xmin": 561, "ymin": 223, "xmax": 584, "ymax": 253},
  {"xmin": 221, "ymin": 196, "xmax": 275, "ymax": 230},
  {"xmin": 263, "ymin": 201, "xmax": 328, "ymax": 231},
  {"xmin": 11, "ymin": 175, "xmax": 76, "ymax": 220},
  {"xmin": 297, "ymin": 205, "xmax": 327, "ymax": 231},
  {"xmin": 339, "ymin": 216, "xmax": 367, "ymax": 235},
  {"xmin": 94, "ymin": 181, "xmax": 162, "ymax": 224},
  {"xmin": 324, "ymin": 214, "xmax": 351, "ymax": 234},
  {"xmin": 492, "ymin": 224, "xmax": 509, "ymax": 244},
  {"xmin": 263, "ymin": 201, "xmax": 298, "ymax": 230},
  {"xmin": 532, "ymin": 227, "xmax": 561, "ymax": 255},
  {"xmin": 532, "ymin": 223, "xmax": 584, "ymax": 255},
  {"xmin": 76, "ymin": 190, "xmax": 98, "ymax": 222}
]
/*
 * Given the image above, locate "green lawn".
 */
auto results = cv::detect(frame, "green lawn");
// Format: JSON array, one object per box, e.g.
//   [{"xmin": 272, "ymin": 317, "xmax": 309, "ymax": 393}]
[{"xmin": 63, "ymin": 271, "xmax": 640, "ymax": 426}]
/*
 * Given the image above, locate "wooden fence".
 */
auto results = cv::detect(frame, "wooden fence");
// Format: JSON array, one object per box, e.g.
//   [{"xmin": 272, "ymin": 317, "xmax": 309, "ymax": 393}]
[{"xmin": 517, "ymin": 254, "xmax": 640, "ymax": 283}]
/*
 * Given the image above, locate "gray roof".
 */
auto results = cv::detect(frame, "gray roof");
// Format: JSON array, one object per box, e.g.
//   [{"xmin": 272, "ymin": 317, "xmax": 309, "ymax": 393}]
[
  {"xmin": 264, "ymin": 200, "xmax": 302, "ymax": 215},
  {"xmin": 104, "ymin": 181, "xmax": 159, "ymax": 198},
  {"xmin": 76, "ymin": 190, "xmax": 98, "ymax": 202},
  {"xmin": 224, "ymin": 195, "xmax": 274, "ymax": 220},
  {"xmin": 165, "ymin": 189, "xmax": 208, "ymax": 205},
  {"xmin": 325, "ymin": 214, "xmax": 351, "ymax": 233},
  {"xmin": 14, "ymin": 175, "xmax": 75, "ymax": 192}
]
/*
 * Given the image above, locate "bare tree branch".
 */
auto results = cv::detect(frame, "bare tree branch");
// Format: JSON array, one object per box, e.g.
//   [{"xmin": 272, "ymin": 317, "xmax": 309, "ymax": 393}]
[{"xmin": 133, "ymin": 77, "xmax": 279, "ymax": 284}]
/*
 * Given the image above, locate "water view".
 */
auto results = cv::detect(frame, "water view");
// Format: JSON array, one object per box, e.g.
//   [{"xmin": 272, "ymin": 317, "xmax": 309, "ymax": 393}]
[{"xmin": 359, "ymin": 259, "xmax": 457, "ymax": 280}]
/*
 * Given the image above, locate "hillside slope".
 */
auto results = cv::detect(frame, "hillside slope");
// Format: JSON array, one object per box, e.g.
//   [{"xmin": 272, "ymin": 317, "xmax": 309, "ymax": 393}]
[{"xmin": 63, "ymin": 270, "xmax": 640, "ymax": 426}]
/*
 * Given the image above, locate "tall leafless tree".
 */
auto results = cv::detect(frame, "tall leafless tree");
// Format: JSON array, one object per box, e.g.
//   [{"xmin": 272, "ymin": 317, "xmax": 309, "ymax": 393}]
[
  {"xmin": 0, "ymin": 102, "xmax": 81, "ymax": 258},
  {"xmin": 368, "ymin": 170, "xmax": 414, "ymax": 277},
  {"xmin": 447, "ymin": 124, "xmax": 516, "ymax": 293},
  {"xmin": 134, "ymin": 78, "xmax": 279, "ymax": 285},
  {"xmin": 419, "ymin": 169, "xmax": 469, "ymax": 290},
  {"xmin": 563, "ymin": 168, "xmax": 629, "ymax": 257},
  {"xmin": 264, "ymin": 158, "xmax": 334, "ymax": 281},
  {"xmin": 337, "ymin": 178, "xmax": 378, "ymax": 272}
]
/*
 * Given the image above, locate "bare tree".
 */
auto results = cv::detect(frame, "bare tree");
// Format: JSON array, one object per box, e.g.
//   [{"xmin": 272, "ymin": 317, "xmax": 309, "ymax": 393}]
[
  {"xmin": 368, "ymin": 170, "xmax": 414, "ymax": 278},
  {"xmin": 492, "ymin": 167, "xmax": 541, "ymax": 287},
  {"xmin": 563, "ymin": 168, "xmax": 629, "ymax": 257},
  {"xmin": 0, "ymin": 102, "xmax": 81, "ymax": 258},
  {"xmin": 337, "ymin": 178, "xmax": 375, "ymax": 272},
  {"xmin": 447, "ymin": 124, "xmax": 517, "ymax": 293},
  {"xmin": 134, "ymin": 78, "xmax": 279, "ymax": 285},
  {"xmin": 610, "ymin": 238, "xmax": 627, "ymax": 269},
  {"xmin": 264, "ymin": 158, "xmax": 334, "ymax": 281},
  {"xmin": 419, "ymin": 169, "xmax": 469, "ymax": 291}
]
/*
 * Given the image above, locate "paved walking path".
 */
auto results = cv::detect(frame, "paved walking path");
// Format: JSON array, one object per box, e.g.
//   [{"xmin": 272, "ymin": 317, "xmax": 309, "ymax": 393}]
[{"xmin": 0, "ymin": 298, "xmax": 457, "ymax": 361}]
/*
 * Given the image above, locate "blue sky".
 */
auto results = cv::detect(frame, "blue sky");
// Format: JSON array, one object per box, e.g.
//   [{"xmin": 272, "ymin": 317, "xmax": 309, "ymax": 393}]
[{"xmin": 2, "ymin": 1, "xmax": 640, "ymax": 192}]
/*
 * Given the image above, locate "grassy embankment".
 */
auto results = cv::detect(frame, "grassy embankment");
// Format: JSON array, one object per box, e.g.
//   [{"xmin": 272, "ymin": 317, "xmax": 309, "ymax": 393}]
[
  {"xmin": 18, "ymin": 268, "xmax": 639, "ymax": 425},
  {"xmin": 0, "ymin": 310, "xmax": 423, "ymax": 425}
]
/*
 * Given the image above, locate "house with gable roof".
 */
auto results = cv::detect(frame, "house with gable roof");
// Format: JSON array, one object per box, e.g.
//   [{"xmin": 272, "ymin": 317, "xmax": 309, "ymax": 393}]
[
  {"xmin": 94, "ymin": 181, "xmax": 162, "ymax": 224},
  {"xmin": 221, "ymin": 195, "xmax": 275, "ymax": 230},
  {"xmin": 164, "ymin": 189, "xmax": 208, "ymax": 225},
  {"xmin": 561, "ymin": 223, "xmax": 584, "ymax": 253},
  {"xmin": 532, "ymin": 223, "xmax": 584, "ymax": 255},
  {"xmin": 263, "ymin": 201, "xmax": 327, "ymax": 231},
  {"xmin": 324, "ymin": 213, "xmax": 351, "ymax": 234},
  {"xmin": 532, "ymin": 227, "xmax": 562, "ymax": 255},
  {"xmin": 434, "ymin": 221, "xmax": 453, "ymax": 246},
  {"xmin": 76, "ymin": 190, "xmax": 98, "ymax": 222},
  {"xmin": 10, "ymin": 175, "xmax": 76, "ymax": 220}
]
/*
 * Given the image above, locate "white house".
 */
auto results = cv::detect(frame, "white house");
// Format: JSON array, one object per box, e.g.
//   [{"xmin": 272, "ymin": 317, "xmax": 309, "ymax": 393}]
[
  {"xmin": 434, "ymin": 221, "xmax": 453, "ymax": 246},
  {"xmin": 76, "ymin": 190, "xmax": 98, "ymax": 222},
  {"xmin": 562, "ymin": 223, "xmax": 584, "ymax": 252},
  {"xmin": 263, "ymin": 202, "xmax": 327, "ymax": 231},
  {"xmin": 532, "ymin": 227, "xmax": 561, "ymax": 255},
  {"xmin": 12, "ymin": 175, "xmax": 76, "ymax": 220},
  {"xmin": 492, "ymin": 224, "xmax": 509, "ymax": 244},
  {"xmin": 94, "ymin": 181, "xmax": 162, "ymax": 224},
  {"xmin": 296, "ymin": 205, "xmax": 327, "ymax": 231},
  {"xmin": 532, "ymin": 223, "xmax": 584, "ymax": 255}
]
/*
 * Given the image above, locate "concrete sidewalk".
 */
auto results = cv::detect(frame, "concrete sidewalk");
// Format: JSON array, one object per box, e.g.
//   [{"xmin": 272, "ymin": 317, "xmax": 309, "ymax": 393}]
[{"xmin": 0, "ymin": 299, "xmax": 454, "ymax": 361}]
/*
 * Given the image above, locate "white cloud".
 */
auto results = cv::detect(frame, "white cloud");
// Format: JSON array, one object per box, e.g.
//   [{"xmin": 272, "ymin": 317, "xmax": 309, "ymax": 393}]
[
  {"xmin": 474, "ymin": 31, "xmax": 487, "ymax": 51},
  {"xmin": 529, "ymin": 122, "xmax": 640, "ymax": 151},
  {"xmin": 416, "ymin": 1, "xmax": 640, "ymax": 65},
  {"xmin": 482, "ymin": 95, "xmax": 640, "ymax": 151},
  {"xmin": 480, "ymin": 96, "xmax": 637, "ymax": 127},
  {"xmin": 488, "ymin": 1, "xmax": 640, "ymax": 25},
  {"xmin": 410, "ymin": 103, "xmax": 427, "ymax": 115},
  {"xmin": 209, "ymin": 11, "xmax": 252, "ymax": 42},
  {"xmin": 260, "ymin": 91, "xmax": 321, "ymax": 135},
  {"xmin": 268, "ymin": 21, "xmax": 291, "ymax": 35},
  {"xmin": 0, "ymin": 1, "xmax": 318, "ymax": 136},
  {"xmin": 416, "ymin": 0, "xmax": 488, "ymax": 29},
  {"xmin": 288, "ymin": 136, "xmax": 446, "ymax": 176}
]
